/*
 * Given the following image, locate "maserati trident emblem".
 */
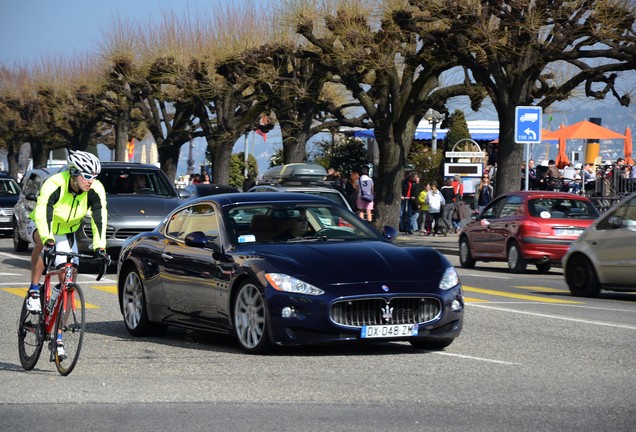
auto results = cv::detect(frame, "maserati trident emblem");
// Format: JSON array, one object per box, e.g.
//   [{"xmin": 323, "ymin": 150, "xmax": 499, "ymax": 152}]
[
  {"xmin": 381, "ymin": 305, "xmax": 394, "ymax": 323},
  {"xmin": 381, "ymin": 285, "xmax": 389, "ymax": 292},
  {"xmin": 139, "ymin": 209, "xmax": 145, "ymax": 214}
]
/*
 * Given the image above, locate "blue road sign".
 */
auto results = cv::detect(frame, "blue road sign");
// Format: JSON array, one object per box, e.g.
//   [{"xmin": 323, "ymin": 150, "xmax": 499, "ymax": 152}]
[{"xmin": 514, "ymin": 106, "xmax": 542, "ymax": 143}]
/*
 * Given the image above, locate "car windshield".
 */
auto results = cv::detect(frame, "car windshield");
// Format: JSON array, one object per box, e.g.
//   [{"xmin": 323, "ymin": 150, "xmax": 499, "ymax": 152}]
[
  {"xmin": 0, "ymin": 178, "xmax": 20, "ymax": 194},
  {"xmin": 528, "ymin": 198, "xmax": 599, "ymax": 219},
  {"xmin": 98, "ymin": 170, "xmax": 177, "ymax": 197},
  {"xmin": 226, "ymin": 203, "xmax": 380, "ymax": 245}
]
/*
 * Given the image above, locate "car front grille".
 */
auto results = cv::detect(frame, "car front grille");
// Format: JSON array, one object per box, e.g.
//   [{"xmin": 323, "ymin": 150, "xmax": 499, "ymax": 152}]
[
  {"xmin": 83, "ymin": 225, "xmax": 153, "ymax": 240},
  {"xmin": 0, "ymin": 207, "xmax": 14, "ymax": 217},
  {"xmin": 330, "ymin": 297, "xmax": 442, "ymax": 327}
]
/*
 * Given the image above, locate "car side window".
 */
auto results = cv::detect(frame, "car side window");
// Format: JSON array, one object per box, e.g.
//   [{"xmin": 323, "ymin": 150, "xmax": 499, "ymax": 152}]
[
  {"xmin": 597, "ymin": 196, "xmax": 636, "ymax": 230},
  {"xmin": 165, "ymin": 209, "xmax": 189, "ymax": 240},
  {"xmin": 481, "ymin": 197, "xmax": 506, "ymax": 219},
  {"xmin": 179, "ymin": 204, "xmax": 219, "ymax": 241},
  {"xmin": 21, "ymin": 174, "xmax": 41, "ymax": 197},
  {"xmin": 499, "ymin": 196, "xmax": 523, "ymax": 218}
]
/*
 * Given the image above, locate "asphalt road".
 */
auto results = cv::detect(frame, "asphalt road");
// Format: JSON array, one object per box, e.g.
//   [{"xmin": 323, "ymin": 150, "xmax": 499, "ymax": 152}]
[{"xmin": 0, "ymin": 235, "xmax": 634, "ymax": 432}]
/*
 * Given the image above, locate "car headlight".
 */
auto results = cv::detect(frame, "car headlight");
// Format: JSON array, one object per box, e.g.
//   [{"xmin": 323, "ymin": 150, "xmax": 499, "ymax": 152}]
[
  {"xmin": 265, "ymin": 273, "xmax": 324, "ymax": 296},
  {"xmin": 439, "ymin": 267, "xmax": 460, "ymax": 290}
]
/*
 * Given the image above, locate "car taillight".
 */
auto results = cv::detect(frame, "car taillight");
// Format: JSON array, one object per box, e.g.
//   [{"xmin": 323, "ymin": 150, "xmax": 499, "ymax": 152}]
[{"xmin": 519, "ymin": 220, "xmax": 542, "ymax": 235}]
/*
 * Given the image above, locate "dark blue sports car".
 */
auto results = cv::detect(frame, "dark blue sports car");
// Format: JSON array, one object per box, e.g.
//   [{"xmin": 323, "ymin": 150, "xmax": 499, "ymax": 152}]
[{"xmin": 116, "ymin": 192, "xmax": 464, "ymax": 353}]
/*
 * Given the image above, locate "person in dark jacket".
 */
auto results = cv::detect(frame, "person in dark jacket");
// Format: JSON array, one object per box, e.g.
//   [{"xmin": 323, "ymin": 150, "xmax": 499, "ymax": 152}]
[
  {"xmin": 400, "ymin": 172, "xmax": 420, "ymax": 234},
  {"xmin": 474, "ymin": 173, "xmax": 494, "ymax": 214},
  {"xmin": 440, "ymin": 178, "xmax": 455, "ymax": 235}
]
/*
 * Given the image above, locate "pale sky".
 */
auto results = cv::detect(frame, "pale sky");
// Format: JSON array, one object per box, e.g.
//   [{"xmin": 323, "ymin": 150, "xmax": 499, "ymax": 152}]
[{"xmin": 0, "ymin": 0, "xmax": 225, "ymax": 65}]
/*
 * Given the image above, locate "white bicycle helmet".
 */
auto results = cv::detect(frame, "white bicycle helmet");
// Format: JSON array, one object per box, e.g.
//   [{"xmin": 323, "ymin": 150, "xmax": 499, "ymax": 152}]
[{"xmin": 68, "ymin": 150, "xmax": 101, "ymax": 175}]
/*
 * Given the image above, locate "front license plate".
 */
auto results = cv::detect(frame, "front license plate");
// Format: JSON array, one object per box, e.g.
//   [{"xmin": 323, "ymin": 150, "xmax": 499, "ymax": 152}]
[
  {"xmin": 0, "ymin": 216, "xmax": 9, "ymax": 223},
  {"xmin": 361, "ymin": 324, "xmax": 418, "ymax": 339},
  {"xmin": 555, "ymin": 228, "xmax": 583, "ymax": 236}
]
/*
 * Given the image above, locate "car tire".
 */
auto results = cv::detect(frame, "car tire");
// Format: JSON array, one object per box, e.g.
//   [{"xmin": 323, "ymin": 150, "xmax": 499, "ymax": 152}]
[
  {"xmin": 121, "ymin": 266, "xmax": 165, "ymax": 336},
  {"xmin": 507, "ymin": 242, "xmax": 527, "ymax": 273},
  {"xmin": 233, "ymin": 280, "xmax": 273, "ymax": 354},
  {"xmin": 565, "ymin": 254, "xmax": 601, "ymax": 298},
  {"xmin": 410, "ymin": 338, "xmax": 455, "ymax": 350},
  {"xmin": 535, "ymin": 262, "xmax": 552, "ymax": 273},
  {"xmin": 459, "ymin": 237, "xmax": 476, "ymax": 268},
  {"xmin": 12, "ymin": 218, "xmax": 29, "ymax": 252}
]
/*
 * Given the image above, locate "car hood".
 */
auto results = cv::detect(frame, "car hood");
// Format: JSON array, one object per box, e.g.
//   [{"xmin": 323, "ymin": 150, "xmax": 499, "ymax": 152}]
[
  {"xmin": 0, "ymin": 196, "xmax": 19, "ymax": 207},
  {"xmin": 238, "ymin": 241, "xmax": 446, "ymax": 285},
  {"xmin": 105, "ymin": 195, "xmax": 181, "ymax": 219}
]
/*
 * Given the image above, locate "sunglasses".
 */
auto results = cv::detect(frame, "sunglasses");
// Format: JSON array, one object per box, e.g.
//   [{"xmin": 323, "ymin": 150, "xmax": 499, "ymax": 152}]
[
  {"xmin": 482, "ymin": 176, "xmax": 489, "ymax": 179},
  {"xmin": 78, "ymin": 172, "xmax": 98, "ymax": 180}
]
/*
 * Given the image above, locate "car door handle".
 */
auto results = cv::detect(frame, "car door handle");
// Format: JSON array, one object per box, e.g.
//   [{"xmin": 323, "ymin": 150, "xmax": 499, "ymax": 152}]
[{"xmin": 161, "ymin": 253, "xmax": 174, "ymax": 260}]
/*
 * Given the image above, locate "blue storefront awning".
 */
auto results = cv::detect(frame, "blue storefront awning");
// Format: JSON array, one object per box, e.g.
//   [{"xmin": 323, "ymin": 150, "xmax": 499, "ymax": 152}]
[{"xmin": 353, "ymin": 120, "xmax": 500, "ymax": 142}]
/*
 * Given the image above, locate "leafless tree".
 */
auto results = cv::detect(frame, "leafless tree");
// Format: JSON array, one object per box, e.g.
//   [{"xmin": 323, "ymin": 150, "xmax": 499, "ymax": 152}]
[{"xmin": 288, "ymin": 0, "xmax": 483, "ymax": 226}]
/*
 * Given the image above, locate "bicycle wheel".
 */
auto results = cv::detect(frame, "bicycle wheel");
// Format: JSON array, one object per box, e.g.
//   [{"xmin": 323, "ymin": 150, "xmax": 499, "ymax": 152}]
[
  {"xmin": 17, "ymin": 296, "xmax": 44, "ymax": 370},
  {"xmin": 54, "ymin": 283, "xmax": 85, "ymax": 376}
]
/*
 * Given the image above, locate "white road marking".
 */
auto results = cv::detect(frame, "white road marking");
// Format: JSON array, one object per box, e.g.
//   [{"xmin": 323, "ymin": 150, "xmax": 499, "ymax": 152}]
[
  {"xmin": 470, "ymin": 303, "xmax": 636, "ymax": 330},
  {"xmin": 434, "ymin": 352, "xmax": 520, "ymax": 365},
  {"xmin": 0, "ymin": 251, "xmax": 29, "ymax": 261}
]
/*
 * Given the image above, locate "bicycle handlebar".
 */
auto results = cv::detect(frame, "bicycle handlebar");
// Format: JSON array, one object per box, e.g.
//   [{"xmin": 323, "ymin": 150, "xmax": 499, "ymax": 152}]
[{"xmin": 42, "ymin": 250, "xmax": 110, "ymax": 281}]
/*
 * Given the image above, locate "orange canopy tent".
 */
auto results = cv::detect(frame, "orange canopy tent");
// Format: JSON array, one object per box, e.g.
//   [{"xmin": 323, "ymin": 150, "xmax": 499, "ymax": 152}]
[
  {"xmin": 624, "ymin": 127, "xmax": 634, "ymax": 165},
  {"xmin": 555, "ymin": 136, "xmax": 570, "ymax": 169},
  {"xmin": 543, "ymin": 120, "xmax": 625, "ymax": 166},
  {"xmin": 542, "ymin": 120, "xmax": 625, "ymax": 141}
]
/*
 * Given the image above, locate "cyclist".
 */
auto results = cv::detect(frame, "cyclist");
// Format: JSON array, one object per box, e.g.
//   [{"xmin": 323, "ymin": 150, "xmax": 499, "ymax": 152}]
[{"xmin": 25, "ymin": 151, "xmax": 108, "ymax": 356}]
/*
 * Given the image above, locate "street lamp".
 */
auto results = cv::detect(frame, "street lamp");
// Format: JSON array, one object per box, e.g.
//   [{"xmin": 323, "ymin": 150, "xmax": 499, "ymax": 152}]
[{"xmin": 424, "ymin": 109, "xmax": 444, "ymax": 153}]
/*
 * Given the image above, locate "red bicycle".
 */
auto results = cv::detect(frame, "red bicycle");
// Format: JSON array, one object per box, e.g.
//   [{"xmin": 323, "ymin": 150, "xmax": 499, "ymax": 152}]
[{"xmin": 17, "ymin": 250, "xmax": 108, "ymax": 376}]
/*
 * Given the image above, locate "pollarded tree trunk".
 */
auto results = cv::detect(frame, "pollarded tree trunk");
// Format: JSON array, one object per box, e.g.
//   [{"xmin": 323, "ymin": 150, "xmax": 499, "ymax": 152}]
[
  {"xmin": 114, "ymin": 111, "xmax": 130, "ymax": 162},
  {"xmin": 494, "ymin": 111, "xmax": 524, "ymax": 197},
  {"xmin": 30, "ymin": 140, "xmax": 47, "ymax": 169},
  {"xmin": 372, "ymin": 123, "xmax": 415, "ymax": 229},
  {"xmin": 157, "ymin": 140, "xmax": 181, "ymax": 183}
]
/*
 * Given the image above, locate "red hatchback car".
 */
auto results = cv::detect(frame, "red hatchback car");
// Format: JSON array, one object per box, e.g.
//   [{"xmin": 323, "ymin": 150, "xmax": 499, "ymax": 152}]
[{"xmin": 458, "ymin": 191, "xmax": 599, "ymax": 273}]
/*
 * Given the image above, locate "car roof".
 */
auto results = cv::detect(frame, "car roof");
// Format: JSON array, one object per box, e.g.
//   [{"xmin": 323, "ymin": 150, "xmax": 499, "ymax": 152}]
[
  {"xmin": 501, "ymin": 190, "xmax": 592, "ymax": 201},
  {"xmin": 250, "ymin": 184, "xmax": 340, "ymax": 193},
  {"xmin": 100, "ymin": 162, "xmax": 163, "ymax": 171},
  {"xmin": 0, "ymin": 171, "xmax": 18, "ymax": 180},
  {"xmin": 186, "ymin": 192, "xmax": 338, "ymax": 207},
  {"xmin": 193, "ymin": 184, "xmax": 240, "ymax": 191}
]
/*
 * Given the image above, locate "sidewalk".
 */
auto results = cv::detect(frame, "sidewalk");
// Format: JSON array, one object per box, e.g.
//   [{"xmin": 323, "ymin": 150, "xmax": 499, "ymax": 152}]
[{"xmin": 394, "ymin": 231, "xmax": 459, "ymax": 256}]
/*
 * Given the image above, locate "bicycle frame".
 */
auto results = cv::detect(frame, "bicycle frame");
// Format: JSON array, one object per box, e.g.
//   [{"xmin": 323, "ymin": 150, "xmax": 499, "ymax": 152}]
[{"xmin": 42, "ymin": 258, "xmax": 77, "ymax": 341}]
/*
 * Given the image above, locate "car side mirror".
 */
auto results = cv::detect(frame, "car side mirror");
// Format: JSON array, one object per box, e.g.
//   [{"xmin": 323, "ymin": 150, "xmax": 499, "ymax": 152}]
[
  {"xmin": 608, "ymin": 215, "xmax": 626, "ymax": 228},
  {"xmin": 184, "ymin": 231, "xmax": 208, "ymax": 248},
  {"xmin": 26, "ymin": 193, "xmax": 37, "ymax": 201},
  {"xmin": 177, "ymin": 189, "xmax": 191, "ymax": 200}
]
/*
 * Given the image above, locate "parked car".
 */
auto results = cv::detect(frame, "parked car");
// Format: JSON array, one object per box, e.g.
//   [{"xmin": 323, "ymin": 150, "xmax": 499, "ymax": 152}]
[
  {"xmin": 0, "ymin": 172, "xmax": 21, "ymax": 236},
  {"xmin": 563, "ymin": 191, "xmax": 636, "ymax": 297},
  {"xmin": 248, "ymin": 163, "xmax": 352, "ymax": 211},
  {"xmin": 13, "ymin": 166, "xmax": 64, "ymax": 250},
  {"xmin": 116, "ymin": 192, "xmax": 464, "ymax": 354},
  {"xmin": 458, "ymin": 191, "xmax": 599, "ymax": 273},
  {"xmin": 179, "ymin": 183, "xmax": 240, "ymax": 200},
  {"xmin": 13, "ymin": 162, "xmax": 183, "ymax": 259}
]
